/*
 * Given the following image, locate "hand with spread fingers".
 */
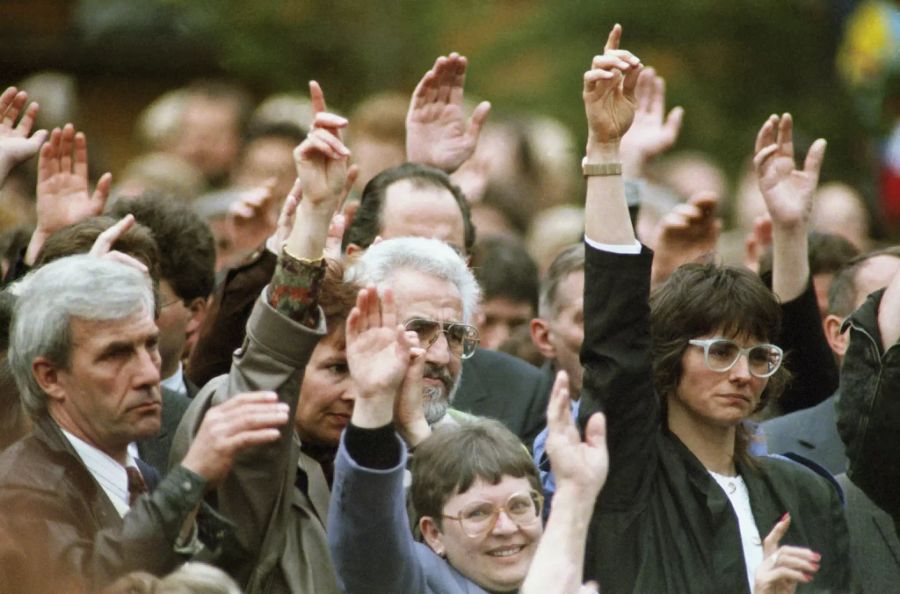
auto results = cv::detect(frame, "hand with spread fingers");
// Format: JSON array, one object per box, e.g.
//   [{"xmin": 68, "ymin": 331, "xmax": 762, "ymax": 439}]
[
  {"xmin": 619, "ymin": 68, "xmax": 683, "ymax": 178},
  {"xmin": 754, "ymin": 514, "xmax": 820, "ymax": 594},
  {"xmin": 406, "ymin": 52, "xmax": 491, "ymax": 174},
  {"xmin": 650, "ymin": 191, "xmax": 721, "ymax": 287},
  {"xmin": 544, "ymin": 370, "xmax": 609, "ymax": 497},
  {"xmin": 0, "ymin": 86, "xmax": 48, "ymax": 181},
  {"xmin": 753, "ymin": 113, "xmax": 826, "ymax": 231},
  {"xmin": 27, "ymin": 123, "xmax": 112, "ymax": 265},
  {"xmin": 583, "ymin": 24, "xmax": 643, "ymax": 148},
  {"xmin": 346, "ymin": 286, "xmax": 425, "ymax": 429}
]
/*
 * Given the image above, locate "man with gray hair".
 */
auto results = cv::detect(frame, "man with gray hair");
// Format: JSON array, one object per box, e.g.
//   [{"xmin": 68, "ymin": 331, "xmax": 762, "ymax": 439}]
[
  {"xmin": 345, "ymin": 236, "xmax": 481, "ymax": 436},
  {"xmin": 0, "ymin": 255, "xmax": 293, "ymax": 594}
]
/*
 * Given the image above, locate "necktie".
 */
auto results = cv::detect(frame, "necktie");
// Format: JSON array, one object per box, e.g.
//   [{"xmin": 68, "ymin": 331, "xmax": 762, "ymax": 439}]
[{"xmin": 126, "ymin": 466, "xmax": 148, "ymax": 506}]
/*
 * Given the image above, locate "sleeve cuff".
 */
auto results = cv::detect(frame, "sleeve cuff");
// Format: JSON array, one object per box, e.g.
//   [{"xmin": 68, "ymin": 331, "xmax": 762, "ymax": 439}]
[
  {"xmin": 584, "ymin": 235, "xmax": 643, "ymax": 254},
  {"xmin": 344, "ymin": 422, "xmax": 402, "ymax": 470}
]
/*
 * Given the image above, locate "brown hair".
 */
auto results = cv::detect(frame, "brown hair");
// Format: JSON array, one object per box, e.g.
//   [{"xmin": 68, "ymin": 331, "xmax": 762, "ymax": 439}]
[
  {"xmin": 650, "ymin": 262, "xmax": 789, "ymax": 468},
  {"xmin": 35, "ymin": 216, "xmax": 162, "ymax": 282},
  {"xmin": 411, "ymin": 419, "xmax": 540, "ymax": 528}
]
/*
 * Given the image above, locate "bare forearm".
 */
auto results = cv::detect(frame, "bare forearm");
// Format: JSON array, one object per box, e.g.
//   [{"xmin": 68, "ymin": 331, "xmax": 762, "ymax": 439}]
[
  {"xmin": 521, "ymin": 483, "xmax": 595, "ymax": 594},
  {"xmin": 771, "ymin": 224, "xmax": 808, "ymax": 303},
  {"xmin": 584, "ymin": 140, "xmax": 635, "ymax": 245}
]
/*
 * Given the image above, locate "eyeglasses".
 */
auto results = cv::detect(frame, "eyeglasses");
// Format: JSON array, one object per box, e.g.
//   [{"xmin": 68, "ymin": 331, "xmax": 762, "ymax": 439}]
[
  {"xmin": 688, "ymin": 338, "xmax": 783, "ymax": 378},
  {"xmin": 442, "ymin": 490, "xmax": 544, "ymax": 538},
  {"xmin": 404, "ymin": 318, "xmax": 479, "ymax": 360}
]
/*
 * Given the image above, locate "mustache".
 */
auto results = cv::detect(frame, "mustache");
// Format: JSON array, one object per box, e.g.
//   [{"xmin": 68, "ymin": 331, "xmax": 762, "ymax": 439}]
[{"xmin": 424, "ymin": 363, "xmax": 453, "ymax": 392}]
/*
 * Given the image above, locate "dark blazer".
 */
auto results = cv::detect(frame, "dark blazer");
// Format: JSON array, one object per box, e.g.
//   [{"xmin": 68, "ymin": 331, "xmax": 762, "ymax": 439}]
[
  {"xmin": 837, "ymin": 474, "xmax": 900, "ymax": 594},
  {"xmin": 761, "ymin": 392, "xmax": 847, "ymax": 475},
  {"xmin": 0, "ymin": 415, "xmax": 216, "ymax": 593},
  {"xmin": 137, "ymin": 387, "xmax": 191, "ymax": 475},
  {"xmin": 577, "ymin": 245, "xmax": 850, "ymax": 594},
  {"xmin": 453, "ymin": 347, "xmax": 549, "ymax": 445}
]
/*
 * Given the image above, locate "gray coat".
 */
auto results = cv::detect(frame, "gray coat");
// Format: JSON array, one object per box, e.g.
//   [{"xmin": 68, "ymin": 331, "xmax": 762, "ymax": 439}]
[
  {"xmin": 171, "ymin": 292, "xmax": 339, "ymax": 594},
  {"xmin": 761, "ymin": 392, "xmax": 847, "ymax": 475}
]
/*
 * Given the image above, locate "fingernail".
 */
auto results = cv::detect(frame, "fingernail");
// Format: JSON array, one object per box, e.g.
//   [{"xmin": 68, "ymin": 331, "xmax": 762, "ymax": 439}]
[
  {"xmin": 812, "ymin": 552, "xmax": 821, "ymax": 561},
  {"xmin": 780, "ymin": 512, "xmax": 790, "ymax": 522}
]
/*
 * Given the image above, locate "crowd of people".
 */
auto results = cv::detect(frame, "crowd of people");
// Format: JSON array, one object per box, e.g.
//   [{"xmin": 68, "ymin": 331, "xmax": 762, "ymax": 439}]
[{"xmin": 0, "ymin": 23, "xmax": 897, "ymax": 594}]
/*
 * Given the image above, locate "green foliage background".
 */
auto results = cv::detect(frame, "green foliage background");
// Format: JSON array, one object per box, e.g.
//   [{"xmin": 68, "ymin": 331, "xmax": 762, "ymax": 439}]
[{"xmin": 165, "ymin": 0, "xmax": 873, "ymax": 203}]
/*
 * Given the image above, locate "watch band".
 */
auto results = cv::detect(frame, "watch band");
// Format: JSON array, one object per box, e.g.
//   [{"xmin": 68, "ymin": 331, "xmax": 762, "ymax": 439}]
[{"xmin": 582, "ymin": 161, "xmax": 623, "ymax": 176}]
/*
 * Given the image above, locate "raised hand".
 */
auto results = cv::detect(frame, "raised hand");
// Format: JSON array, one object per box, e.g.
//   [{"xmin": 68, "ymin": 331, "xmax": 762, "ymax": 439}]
[
  {"xmin": 393, "ymin": 344, "xmax": 430, "ymax": 447},
  {"xmin": 544, "ymin": 371, "xmax": 609, "ymax": 498},
  {"xmin": 753, "ymin": 514, "xmax": 820, "ymax": 594},
  {"xmin": 0, "ymin": 86, "xmax": 48, "ymax": 179},
  {"xmin": 180, "ymin": 391, "xmax": 290, "ymax": 488},
  {"xmin": 583, "ymin": 24, "xmax": 643, "ymax": 146},
  {"xmin": 754, "ymin": 113, "xmax": 826, "ymax": 230},
  {"xmin": 227, "ymin": 179, "xmax": 279, "ymax": 255},
  {"xmin": 87, "ymin": 214, "xmax": 149, "ymax": 274},
  {"xmin": 294, "ymin": 81, "xmax": 352, "ymax": 211},
  {"xmin": 346, "ymin": 286, "xmax": 423, "ymax": 403},
  {"xmin": 406, "ymin": 52, "xmax": 491, "ymax": 173},
  {"xmin": 619, "ymin": 68, "xmax": 683, "ymax": 178},
  {"xmin": 650, "ymin": 191, "xmax": 721, "ymax": 287},
  {"xmin": 27, "ymin": 124, "xmax": 112, "ymax": 265}
]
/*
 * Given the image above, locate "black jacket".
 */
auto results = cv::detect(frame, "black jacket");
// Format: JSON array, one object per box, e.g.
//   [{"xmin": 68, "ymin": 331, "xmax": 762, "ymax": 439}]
[{"xmin": 577, "ymin": 245, "xmax": 850, "ymax": 594}]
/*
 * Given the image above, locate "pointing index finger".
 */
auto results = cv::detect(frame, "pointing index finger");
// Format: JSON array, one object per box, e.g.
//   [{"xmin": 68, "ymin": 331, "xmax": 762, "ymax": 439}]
[
  {"xmin": 604, "ymin": 23, "xmax": 622, "ymax": 52},
  {"xmin": 309, "ymin": 80, "xmax": 327, "ymax": 115}
]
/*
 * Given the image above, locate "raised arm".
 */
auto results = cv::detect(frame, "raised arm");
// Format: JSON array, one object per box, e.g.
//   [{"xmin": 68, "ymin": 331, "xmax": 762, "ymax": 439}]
[
  {"xmin": 406, "ymin": 52, "xmax": 491, "ymax": 174},
  {"xmin": 329, "ymin": 286, "xmax": 428, "ymax": 594},
  {"xmin": 25, "ymin": 124, "xmax": 111, "ymax": 266},
  {"xmin": 754, "ymin": 114, "xmax": 836, "ymax": 413},
  {"xmin": 618, "ymin": 68, "xmax": 683, "ymax": 180},
  {"xmin": 0, "ymin": 86, "xmax": 48, "ymax": 184},
  {"xmin": 522, "ymin": 371, "xmax": 608, "ymax": 594}
]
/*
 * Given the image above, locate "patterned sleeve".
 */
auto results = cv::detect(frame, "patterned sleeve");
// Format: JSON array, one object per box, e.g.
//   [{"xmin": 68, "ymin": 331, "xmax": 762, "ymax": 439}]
[{"xmin": 267, "ymin": 247, "xmax": 327, "ymax": 328}]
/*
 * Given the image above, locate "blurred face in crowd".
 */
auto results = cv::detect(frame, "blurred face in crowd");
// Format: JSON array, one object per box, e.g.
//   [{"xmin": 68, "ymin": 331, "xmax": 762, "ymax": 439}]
[
  {"xmin": 295, "ymin": 328, "xmax": 355, "ymax": 447},
  {"xmin": 38, "ymin": 310, "xmax": 162, "ymax": 460},
  {"xmin": 174, "ymin": 96, "xmax": 242, "ymax": 185},
  {"xmin": 478, "ymin": 298, "xmax": 534, "ymax": 351},
  {"xmin": 380, "ymin": 180, "xmax": 467, "ymax": 256},
  {"xmin": 389, "ymin": 268, "xmax": 464, "ymax": 424},
  {"xmin": 421, "ymin": 475, "xmax": 542, "ymax": 592},
  {"xmin": 155, "ymin": 279, "xmax": 204, "ymax": 379},
  {"xmin": 531, "ymin": 270, "xmax": 584, "ymax": 395},
  {"xmin": 234, "ymin": 136, "xmax": 298, "ymax": 201}
]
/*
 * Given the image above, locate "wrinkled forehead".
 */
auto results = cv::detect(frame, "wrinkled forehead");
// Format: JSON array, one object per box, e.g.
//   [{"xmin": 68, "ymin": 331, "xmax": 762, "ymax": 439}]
[{"xmin": 381, "ymin": 268, "xmax": 464, "ymax": 323}]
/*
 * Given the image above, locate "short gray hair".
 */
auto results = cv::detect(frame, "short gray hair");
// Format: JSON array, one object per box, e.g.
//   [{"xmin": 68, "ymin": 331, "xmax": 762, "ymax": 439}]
[
  {"xmin": 538, "ymin": 243, "xmax": 585, "ymax": 319},
  {"xmin": 345, "ymin": 237, "xmax": 481, "ymax": 323},
  {"xmin": 9, "ymin": 255, "xmax": 155, "ymax": 418}
]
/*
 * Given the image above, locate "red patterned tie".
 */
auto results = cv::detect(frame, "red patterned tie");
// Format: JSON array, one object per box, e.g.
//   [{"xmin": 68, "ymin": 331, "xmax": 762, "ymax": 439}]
[{"xmin": 126, "ymin": 466, "xmax": 148, "ymax": 506}]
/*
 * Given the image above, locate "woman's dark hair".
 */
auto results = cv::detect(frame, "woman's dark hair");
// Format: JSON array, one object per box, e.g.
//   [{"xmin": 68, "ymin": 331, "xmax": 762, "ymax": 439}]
[
  {"xmin": 411, "ymin": 418, "xmax": 540, "ymax": 528},
  {"xmin": 650, "ymin": 262, "xmax": 790, "ymax": 467}
]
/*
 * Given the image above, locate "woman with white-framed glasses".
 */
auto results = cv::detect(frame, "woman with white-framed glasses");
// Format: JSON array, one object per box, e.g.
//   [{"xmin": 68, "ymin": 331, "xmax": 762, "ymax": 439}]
[{"xmin": 575, "ymin": 24, "xmax": 850, "ymax": 594}]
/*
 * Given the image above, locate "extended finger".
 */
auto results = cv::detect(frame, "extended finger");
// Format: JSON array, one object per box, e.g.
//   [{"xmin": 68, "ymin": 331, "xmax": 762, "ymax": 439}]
[
  {"xmin": 777, "ymin": 112, "xmax": 794, "ymax": 159},
  {"xmin": 754, "ymin": 114, "xmax": 778, "ymax": 154},
  {"xmin": 2, "ymin": 90, "xmax": 27, "ymax": 126},
  {"xmin": 623, "ymin": 64, "xmax": 643, "ymax": 99},
  {"xmin": 449, "ymin": 53, "xmax": 468, "ymax": 105},
  {"xmin": 73, "ymin": 130, "xmax": 90, "ymax": 179},
  {"xmin": 763, "ymin": 512, "xmax": 791, "ymax": 557},
  {"xmin": 38, "ymin": 134, "xmax": 59, "ymax": 181},
  {"xmin": 92, "ymin": 172, "xmax": 113, "ymax": 209},
  {"xmin": 753, "ymin": 144, "xmax": 780, "ymax": 172},
  {"xmin": 803, "ymin": 138, "xmax": 827, "ymax": 178},
  {"xmin": 59, "ymin": 124, "xmax": 76, "ymax": 173},
  {"xmin": 16, "ymin": 102, "xmax": 40, "ymax": 135},
  {"xmin": 664, "ymin": 106, "xmax": 684, "ymax": 139},
  {"xmin": 103, "ymin": 251, "xmax": 149, "ymax": 274},
  {"xmin": 604, "ymin": 23, "xmax": 622, "ymax": 52},
  {"xmin": 381, "ymin": 286, "xmax": 397, "ymax": 328},
  {"xmin": 635, "ymin": 68, "xmax": 655, "ymax": 113},
  {"xmin": 650, "ymin": 73, "xmax": 666, "ymax": 118},
  {"xmin": 0, "ymin": 87, "xmax": 17, "ymax": 117},
  {"xmin": 309, "ymin": 80, "xmax": 327, "ymax": 114},
  {"xmin": 546, "ymin": 370, "xmax": 571, "ymax": 431},
  {"xmin": 364, "ymin": 285, "xmax": 382, "ymax": 329},
  {"xmin": 90, "ymin": 214, "xmax": 135, "ymax": 256},
  {"xmin": 216, "ymin": 390, "xmax": 280, "ymax": 412},
  {"xmin": 435, "ymin": 55, "xmax": 454, "ymax": 104},
  {"xmin": 466, "ymin": 101, "xmax": 491, "ymax": 143}
]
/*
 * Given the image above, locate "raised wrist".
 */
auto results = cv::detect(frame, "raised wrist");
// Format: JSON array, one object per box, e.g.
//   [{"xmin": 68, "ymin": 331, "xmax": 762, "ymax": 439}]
[{"xmin": 585, "ymin": 138, "xmax": 622, "ymax": 162}]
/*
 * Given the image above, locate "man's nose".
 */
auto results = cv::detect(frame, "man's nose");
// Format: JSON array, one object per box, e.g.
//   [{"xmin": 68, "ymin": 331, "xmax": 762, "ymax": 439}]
[
  {"xmin": 425, "ymin": 331, "xmax": 452, "ymax": 365},
  {"xmin": 135, "ymin": 348, "xmax": 161, "ymax": 387}
]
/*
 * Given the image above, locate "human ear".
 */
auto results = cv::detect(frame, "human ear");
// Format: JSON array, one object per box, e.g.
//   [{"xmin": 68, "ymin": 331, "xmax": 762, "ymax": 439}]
[
  {"xmin": 530, "ymin": 318, "xmax": 556, "ymax": 360},
  {"xmin": 419, "ymin": 516, "xmax": 445, "ymax": 557},
  {"xmin": 32, "ymin": 357, "xmax": 66, "ymax": 403},
  {"xmin": 823, "ymin": 314, "xmax": 848, "ymax": 358}
]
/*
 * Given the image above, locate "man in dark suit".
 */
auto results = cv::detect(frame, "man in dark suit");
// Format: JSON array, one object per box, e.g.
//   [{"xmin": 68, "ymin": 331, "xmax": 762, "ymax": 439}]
[
  {"xmin": 0, "ymin": 255, "xmax": 291, "ymax": 593},
  {"xmin": 762, "ymin": 249, "xmax": 900, "ymax": 473},
  {"xmin": 137, "ymin": 386, "xmax": 191, "ymax": 474}
]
